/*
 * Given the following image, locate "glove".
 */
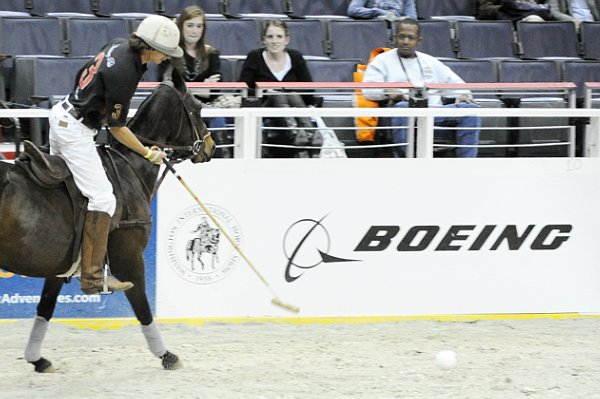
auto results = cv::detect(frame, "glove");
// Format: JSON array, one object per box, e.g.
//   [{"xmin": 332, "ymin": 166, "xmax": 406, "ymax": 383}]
[{"xmin": 144, "ymin": 146, "xmax": 165, "ymax": 165}]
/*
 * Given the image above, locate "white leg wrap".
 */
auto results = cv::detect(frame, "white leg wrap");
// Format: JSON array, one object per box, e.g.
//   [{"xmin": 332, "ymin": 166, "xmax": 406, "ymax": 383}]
[
  {"xmin": 24, "ymin": 316, "xmax": 48, "ymax": 362},
  {"xmin": 141, "ymin": 322, "xmax": 167, "ymax": 358}
]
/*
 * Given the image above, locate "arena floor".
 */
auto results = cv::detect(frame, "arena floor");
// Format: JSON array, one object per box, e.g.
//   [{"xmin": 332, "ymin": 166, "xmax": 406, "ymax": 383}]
[{"xmin": 2, "ymin": 316, "xmax": 600, "ymax": 398}]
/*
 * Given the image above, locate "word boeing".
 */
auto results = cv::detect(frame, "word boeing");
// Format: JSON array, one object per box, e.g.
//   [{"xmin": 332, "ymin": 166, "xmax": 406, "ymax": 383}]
[{"xmin": 355, "ymin": 224, "xmax": 571, "ymax": 252}]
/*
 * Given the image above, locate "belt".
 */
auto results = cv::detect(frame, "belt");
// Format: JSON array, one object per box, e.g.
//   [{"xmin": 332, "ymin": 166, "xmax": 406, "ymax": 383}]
[{"xmin": 61, "ymin": 100, "xmax": 83, "ymax": 120}]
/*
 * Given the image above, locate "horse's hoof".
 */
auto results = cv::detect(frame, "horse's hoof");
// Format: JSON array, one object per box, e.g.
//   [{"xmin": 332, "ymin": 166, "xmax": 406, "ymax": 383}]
[
  {"xmin": 30, "ymin": 357, "xmax": 56, "ymax": 373},
  {"xmin": 160, "ymin": 351, "xmax": 182, "ymax": 370}
]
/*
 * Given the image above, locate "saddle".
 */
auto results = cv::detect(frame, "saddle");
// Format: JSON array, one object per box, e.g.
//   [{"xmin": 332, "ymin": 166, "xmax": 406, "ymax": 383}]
[
  {"xmin": 15, "ymin": 140, "xmax": 88, "ymax": 264},
  {"xmin": 16, "ymin": 140, "xmax": 72, "ymax": 187}
]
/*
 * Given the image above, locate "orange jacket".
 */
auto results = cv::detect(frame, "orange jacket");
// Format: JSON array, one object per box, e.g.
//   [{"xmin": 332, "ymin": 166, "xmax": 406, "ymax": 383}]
[{"xmin": 354, "ymin": 47, "xmax": 391, "ymax": 142}]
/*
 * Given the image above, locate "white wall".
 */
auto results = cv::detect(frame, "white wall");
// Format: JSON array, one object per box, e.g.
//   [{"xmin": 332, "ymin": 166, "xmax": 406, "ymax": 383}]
[{"xmin": 156, "ymin": 158, "xmax": 600, "ymax": 318}]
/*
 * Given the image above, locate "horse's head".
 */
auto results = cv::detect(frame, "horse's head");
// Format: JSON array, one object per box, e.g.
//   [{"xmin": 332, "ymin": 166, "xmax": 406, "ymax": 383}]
[{"xmin": 127, "ymin": 67, "xmax": 216, "ymax": 164}]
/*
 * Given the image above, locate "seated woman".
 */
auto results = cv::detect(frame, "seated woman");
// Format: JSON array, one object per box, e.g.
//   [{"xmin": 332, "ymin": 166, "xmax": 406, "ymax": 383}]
[
  {"xmin": 238, "ymin": 19, "xmax": 318, "ymax": 158},
  {"xmin": 161, "ymin": 5, "xmax": 232, "ymax": 157}
]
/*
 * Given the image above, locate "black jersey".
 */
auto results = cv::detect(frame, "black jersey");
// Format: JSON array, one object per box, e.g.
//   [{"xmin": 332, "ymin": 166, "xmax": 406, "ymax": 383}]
[{"xmin": 69, "ymin": 38, "xmax": 147, "ymax": 130}]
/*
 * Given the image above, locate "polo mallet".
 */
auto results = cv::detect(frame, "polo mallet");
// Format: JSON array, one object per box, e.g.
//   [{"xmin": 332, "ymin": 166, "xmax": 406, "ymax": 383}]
[{"xmin": 162, "ymin": 159, "xmax": 300, "ymax": 314}]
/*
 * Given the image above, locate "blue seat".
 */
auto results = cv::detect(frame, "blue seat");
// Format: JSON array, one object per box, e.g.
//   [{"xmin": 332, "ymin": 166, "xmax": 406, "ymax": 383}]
[
  {"xmin": 0, "ymin": 0, "xmax": 32, "ymax": 13},
  {"xmin": 287, "ymin": 0, "xmax": 350, "ymax": 18},
  {"xmin": 0, "ymin": 17, "xmax": 64, "ymax": 93},
  {"xmin": 401, "ymin": 19, "xmax": 455, "ymax": 59},
  {"xmin": 498, "ymin": 60, "xmax": 560, "ymax": 83},
  {"xmin": 11, "ymin": 55, "xmax": 93, "ymax": 144},
  {"xmin": 441, "ymin": 59, "xmax": 508, "ymax": 157},
  {"xmin": 92, "ymin": 0, "xmax": 159, "ymax": 17},
  {"xmin": 64, "ymin": 17, "xmax": 129, "ymax": 56},
  {"xmin": 498, "ymin": 60, "xmax": 569, "ymax": 157},
  {"xmin": 580, "ymin": 22, "xmax": 600, "ymax": 60},
  {"xmin": 11, "ymin": 55, "xmax": 92, "ymax": 105},
  {"xmin": 562, "ymin": 60, "xmax": 600, "ymax": 98},
  {"xmin": 306, "ymin": 58, "xmax": 360, "ymax": 82},
  {"xmin": 285, "ymin": 19, "xmax": 327, "ymax": 58},
  {"xmin": 516, "ymin": 21, "xmax": 580, "ymax": 59},
  {"xmin": 416, "ymin": 0, "xmax": 477, "ymax": 19},
  {"xmin": 160, "ymin": 0, "xmax": 225, "ymax": 17},
  {"xmin": 328, "ymin": 20, "xmax": 389, "ymax": 63},
  {"xmin": 205, "ymin": 18, "xmax": 261, "ymax": 56},
  {"xmin": 455, "ymin": 20, "xmax": 516, "ymax": 59},
  {"xmin": 31, "ymin": 0, "xmax": 94, "ymax": 16},
  {"xmin": 442, "ymin": 59, "xmax": 497, "ymax": 83},
  {"xmin": 225, "ymin": 0, "xmax": 287, "ymax": 18},
  {"xmin": 219, "ymin": 56, "xmax": 235, "ymax": 82}
]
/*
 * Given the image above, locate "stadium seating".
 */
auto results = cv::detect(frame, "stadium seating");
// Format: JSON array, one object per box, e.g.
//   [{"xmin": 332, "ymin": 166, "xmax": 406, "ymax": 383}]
[
  {"xmin": 498, "ymin": 59, "xmax": 570, "ymax": 157},
  {"xmin": 225, "ymin": 0, "xmax": 287, "ymax": 18},
  {"xmin": 63, "ymin": 17, "xmax": 129, "ymax": 56},
  {"xmin": 11, "ymin": 55, "xmax": 93, "ymax": 145},
  {"xmin": 205, "ymin": 18, "xmax": 261, "ymax": 56},
  {"xmin": 516, "ymin": 21, "xmax": 580, "ymax": 59},
  {"xmin": 0, "ymin": 17, "xmax": 64, "ymax": 94},
  {"xmin": 31, "ymin": 0, "xmax": 94, "ymax": 16},
  {"xmin": 327, "ymin": 19, "xmax": 389, "ymax": 63},
  {"xmin": 580, "ymin": 22, "xmax": 600, "ymax": 60},
  {"xmin": 0, "ymin": 0, "xmax": 32, "ymax": 14},
  {"xmin": 219, "ymin": 56, "xmax": 237, "ymax": 82},
  {"xmin": 562, "ymin": 60, "xmax": 600, "ymax": 98},
  {"xmin": 285, "ymin": 19, "xmax": 328, "ymax": 58},
  {"xmin": 455, "ymin": 20, "xmax": 516, "ymax": 59},
  {"xmin": 161, "ymin": 0, "xmax": 225, "ymax": 17},
  {"xmin": 440, "ymin": 59, "xmax": 508, "ymax": 157},
  {"xmin": 442, "ymin": 59, "xmax": 497, "ymax": 83},
  {"xmin": 406, "ymin": 19, "xmax": 456, "ymax": 59},
  {"xmin": 92, "ymin": 0, "xmax": 159, "ymax": 17},
  {"xmin": 415, "ymin": 0, "xmax": 477, "ymax": 19},
  {"xmin": 498, "ymin": 59, "xmax": 561, "ymax": 83},
  {"xmin": 287, "ymin": 0, "xmax": 350, "ymax": 18},
  {"xmin": 11, "ymin": 55, "xmax": 92, "ymax": 105},
  {"xmin": 306, "ymin": 58, "xmax": 360, "ymax": 82}
]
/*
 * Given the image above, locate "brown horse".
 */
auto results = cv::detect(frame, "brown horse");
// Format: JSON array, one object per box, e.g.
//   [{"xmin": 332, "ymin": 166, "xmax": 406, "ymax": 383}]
[{"xmin": 0, "ymin": 69, "xmax": 214, "ymax": 372}]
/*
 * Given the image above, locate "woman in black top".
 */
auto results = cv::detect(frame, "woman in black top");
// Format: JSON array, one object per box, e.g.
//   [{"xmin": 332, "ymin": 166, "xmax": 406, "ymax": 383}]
[
  {"xmin": 239, "ymin": 20, "xmax": 316, "ymax": 158},
  {"xmin": 167, "ymin": 6, "xmax": 231, "ymax": 157}
]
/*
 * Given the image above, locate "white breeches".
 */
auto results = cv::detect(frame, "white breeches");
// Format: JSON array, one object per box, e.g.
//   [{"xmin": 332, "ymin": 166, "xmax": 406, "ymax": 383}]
[{"xmin": 48, "ymin": 100, "xmax": 116, "ymax": 216}]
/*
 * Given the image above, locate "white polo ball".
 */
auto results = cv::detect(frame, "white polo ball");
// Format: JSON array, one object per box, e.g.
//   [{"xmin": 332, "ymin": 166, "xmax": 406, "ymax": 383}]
[{"xmin": 435, "ymin": 350, "xmax": 458, "ymax": 369}]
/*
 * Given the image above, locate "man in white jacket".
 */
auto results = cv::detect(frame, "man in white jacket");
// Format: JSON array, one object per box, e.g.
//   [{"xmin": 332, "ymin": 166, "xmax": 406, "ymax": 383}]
[{"xmin": 362, "ymin": 19, "xmax": 480, "ymax": 157}]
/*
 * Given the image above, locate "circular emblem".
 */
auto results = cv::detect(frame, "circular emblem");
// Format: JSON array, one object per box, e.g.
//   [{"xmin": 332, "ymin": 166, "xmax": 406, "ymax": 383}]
[{"xmin": 166, "ymin": 204, "xmax": 242, "ymax": 284}]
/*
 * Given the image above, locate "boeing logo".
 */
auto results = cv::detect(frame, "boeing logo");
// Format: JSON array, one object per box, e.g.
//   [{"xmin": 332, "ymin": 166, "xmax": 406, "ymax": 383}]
[
  {"xmin": 283, "ymin": 217, "xmax": 572, "ymax": 283},
  {"xmin": 283, "ymin": 215, "xmax": 359, "ymax": 282}
]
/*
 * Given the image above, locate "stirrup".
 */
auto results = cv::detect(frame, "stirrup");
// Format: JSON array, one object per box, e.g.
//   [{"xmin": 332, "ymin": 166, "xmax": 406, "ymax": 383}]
[{"xmin": 100, "ymin": 264, "xmax": 113, "ymax": 295}]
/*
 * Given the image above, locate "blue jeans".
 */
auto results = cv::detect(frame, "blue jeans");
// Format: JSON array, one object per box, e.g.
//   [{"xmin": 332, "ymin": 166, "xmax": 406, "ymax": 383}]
[
  {"xmin": 206, "ymin": 116, "xmax": 226, "ymax": 131},
  {"xmin": 391, "ymin": 101, "xmax": 481, "ymax": 158}
]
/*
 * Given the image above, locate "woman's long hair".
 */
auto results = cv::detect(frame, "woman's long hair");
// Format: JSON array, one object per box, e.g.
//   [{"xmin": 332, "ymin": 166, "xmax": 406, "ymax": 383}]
[{"xmin": 176, "ymin": 5, "xmax": 212, "ymax": 73}]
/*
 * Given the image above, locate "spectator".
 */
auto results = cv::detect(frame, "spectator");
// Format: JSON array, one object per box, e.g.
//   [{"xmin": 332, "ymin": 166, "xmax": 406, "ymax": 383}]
[
  {"xmin": 477, "ymin": 0, "xmax": 552, "ymax": 22},
  {"xmin": 361, "ymin": 19, "xmax": 480, "ymax": 158},
  {"xmin": 347, "ymin": 0, "xmax": 417, "ymax": 20},
  {"xmin": 548, "ymin": 0, "xmax": 599, "ymax": 29},
  {"xmin": 48, "ymin": 16, "xmax": 179, "ymax": 293},
  {"xmin": 239, "ymin": 20, "xmax": 317, "ymax": 158},
  {"xmin": 170, "ymin": 5, "xmax": 231, "ymax": 158}
]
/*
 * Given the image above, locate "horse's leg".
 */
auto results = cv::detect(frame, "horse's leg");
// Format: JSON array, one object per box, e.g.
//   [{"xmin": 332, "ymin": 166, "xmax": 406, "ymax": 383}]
[
  {"xmin": 24, "ymin": 277, "xmax": 64, "ymax": 373},
  {"xmin": 108, "ymin": 230, "xmax": 182, "ymax": 370}
]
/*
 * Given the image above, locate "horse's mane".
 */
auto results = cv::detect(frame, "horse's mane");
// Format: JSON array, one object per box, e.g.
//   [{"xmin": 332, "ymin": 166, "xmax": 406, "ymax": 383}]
[{"xmin": 127, "ymin": 65, "xmax": 188, "ymax": 129}]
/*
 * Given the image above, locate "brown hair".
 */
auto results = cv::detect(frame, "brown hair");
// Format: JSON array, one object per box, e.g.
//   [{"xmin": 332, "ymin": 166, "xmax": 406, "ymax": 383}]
[
  {"xmin": 176, "ymin": 5, "xmax": 215, "ymax": 72},
  {"xmin": 261, "ymin": 19, "xmax": 289, "ymax": 39}
]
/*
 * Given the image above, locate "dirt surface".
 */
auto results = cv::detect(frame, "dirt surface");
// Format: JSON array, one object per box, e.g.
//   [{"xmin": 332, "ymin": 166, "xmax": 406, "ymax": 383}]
[{"xmin": 2, "ymin": 318, "xmax": 600, "ymax": 398}]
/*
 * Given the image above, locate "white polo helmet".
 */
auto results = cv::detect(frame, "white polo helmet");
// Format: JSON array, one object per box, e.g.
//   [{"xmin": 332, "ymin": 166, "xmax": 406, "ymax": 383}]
[{"xmin": 135, "ymin": 15, "xmax": 183, "ymax": 58}]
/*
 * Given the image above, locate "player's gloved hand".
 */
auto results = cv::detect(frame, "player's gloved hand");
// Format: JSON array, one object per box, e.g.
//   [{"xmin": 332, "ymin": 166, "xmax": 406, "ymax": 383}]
[{"xmin": 144, "ymin": 146, "xmax": 165, "ymax": 165}]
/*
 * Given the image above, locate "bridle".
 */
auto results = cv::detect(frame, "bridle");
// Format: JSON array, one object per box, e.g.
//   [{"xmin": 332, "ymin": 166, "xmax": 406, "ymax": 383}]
[{"xmin": 133, "ymin": 81, "xmax": 205, "ymax": 163}]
